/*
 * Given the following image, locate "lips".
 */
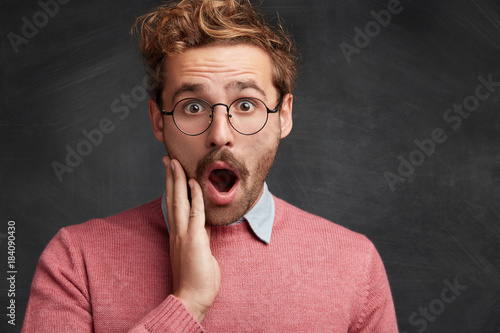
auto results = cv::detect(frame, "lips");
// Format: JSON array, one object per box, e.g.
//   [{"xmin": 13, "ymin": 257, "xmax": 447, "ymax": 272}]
[{"xmin": 204, "ymin": 162, "xmax": 240, "ymax": 205}]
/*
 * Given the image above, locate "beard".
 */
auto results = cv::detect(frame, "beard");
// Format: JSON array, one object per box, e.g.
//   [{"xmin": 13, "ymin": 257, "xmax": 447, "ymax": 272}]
[{"xmin": 194, "ymin": 143, "xmax": 279, "ymax": 226}]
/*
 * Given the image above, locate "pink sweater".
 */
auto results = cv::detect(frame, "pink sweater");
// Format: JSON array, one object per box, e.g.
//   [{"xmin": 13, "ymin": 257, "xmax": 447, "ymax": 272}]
[{"xmin": 23, "ymin": 196, "xmax": 398, "ymax": 332}]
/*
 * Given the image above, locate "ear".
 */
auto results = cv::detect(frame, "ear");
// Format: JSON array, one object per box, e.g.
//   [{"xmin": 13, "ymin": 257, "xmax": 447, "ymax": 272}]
[
  {"xmin": 279, "ymin": 93, "xmax": 293, "ymax": 139},
  {"xmin": 149, "ymin": 98, "xmax": 164, "ymax": 142}
]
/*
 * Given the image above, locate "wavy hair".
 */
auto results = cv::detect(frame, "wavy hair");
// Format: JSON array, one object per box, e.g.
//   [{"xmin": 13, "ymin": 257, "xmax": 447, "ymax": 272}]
[{"xmin": 132, "ymin": 0, "xmax": 299, "ymax": 98}]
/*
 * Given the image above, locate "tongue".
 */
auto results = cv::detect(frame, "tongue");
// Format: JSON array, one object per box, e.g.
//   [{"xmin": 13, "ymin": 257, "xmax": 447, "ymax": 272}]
[{"xmin": 209, "ymin": 169, "xmax": 236, "ymax": 193}]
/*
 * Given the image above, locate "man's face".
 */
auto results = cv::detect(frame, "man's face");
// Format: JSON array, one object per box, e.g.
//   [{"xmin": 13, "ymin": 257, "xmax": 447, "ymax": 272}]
[{"xmin": 149, "ymin": 44, "xmax": 293, "ymax": 225}]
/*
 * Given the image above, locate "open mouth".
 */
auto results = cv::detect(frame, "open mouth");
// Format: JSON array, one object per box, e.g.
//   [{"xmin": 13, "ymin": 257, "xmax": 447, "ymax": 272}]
[
  {"xmin": 204, "ymin": 162, "xmax": 241, "ymax": 205},
  {"xmin": 209, "ymin": 169, "xmax": 237, "ymax": 193}
]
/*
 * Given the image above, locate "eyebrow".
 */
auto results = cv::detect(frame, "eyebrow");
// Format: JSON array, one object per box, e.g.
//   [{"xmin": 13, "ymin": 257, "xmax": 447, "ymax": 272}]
[
  {"xmin": 225, "ymin": 80, "xmax": 267, "ymax": 98},
  {"xmin": 170, "ymin": 79, "xmax": 267, "ymax": 105},
  {"xmin": 171, "ymin": 83, "xmax": 205, "ymax": 105}
]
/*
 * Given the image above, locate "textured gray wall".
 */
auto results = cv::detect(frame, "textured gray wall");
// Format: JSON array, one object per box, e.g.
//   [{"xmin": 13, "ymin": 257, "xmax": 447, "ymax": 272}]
[{"xmin": 1, "ymin": 0, "xmax": 499, "ymax": 332}]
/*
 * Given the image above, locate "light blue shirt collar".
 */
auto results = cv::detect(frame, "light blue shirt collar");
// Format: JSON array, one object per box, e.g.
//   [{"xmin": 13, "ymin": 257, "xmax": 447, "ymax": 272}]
[{"xmin": 161, "ymin": 182, "xmax": 275, "ymax": 244}]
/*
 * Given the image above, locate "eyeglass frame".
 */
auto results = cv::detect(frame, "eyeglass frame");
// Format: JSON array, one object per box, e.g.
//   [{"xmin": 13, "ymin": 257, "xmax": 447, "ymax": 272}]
[{"xmin": 155, "ymin": 95, "xmax": 283, "ymax": 136}]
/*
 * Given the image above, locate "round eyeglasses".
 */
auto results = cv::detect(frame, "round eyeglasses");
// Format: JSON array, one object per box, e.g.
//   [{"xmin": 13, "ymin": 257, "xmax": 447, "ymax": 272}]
[{"xmin": 155, "ymin": 96, "xmax": 282, "ymax": 136}]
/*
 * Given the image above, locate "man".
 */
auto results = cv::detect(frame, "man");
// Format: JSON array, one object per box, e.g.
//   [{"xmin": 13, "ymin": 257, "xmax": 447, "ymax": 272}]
[{"xmin": 23, "ymin": 0, "xmax": 398, "ymax": 332}]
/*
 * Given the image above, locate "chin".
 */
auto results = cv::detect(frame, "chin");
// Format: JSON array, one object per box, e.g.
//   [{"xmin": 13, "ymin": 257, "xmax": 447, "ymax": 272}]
[
  {"xmin": 203, "ymin": 189, "xmax": 257, "ymax": 226},
  {"xmin": 204, "ymin": 202, "xmax": 246, "ymax": 226}
]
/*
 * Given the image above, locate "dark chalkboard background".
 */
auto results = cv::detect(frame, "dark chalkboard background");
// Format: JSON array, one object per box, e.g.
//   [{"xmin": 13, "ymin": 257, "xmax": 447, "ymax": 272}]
[{"xmin": 1, "ymin": 0, "xmax": 499, "ymax": 332}]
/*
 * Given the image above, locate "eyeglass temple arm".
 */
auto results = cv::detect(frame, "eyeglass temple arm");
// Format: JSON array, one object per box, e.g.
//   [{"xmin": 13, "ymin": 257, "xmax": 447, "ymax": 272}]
[
  {"xmin": 155, "ymin": 96, "xmax": 173, "ymax": 116},
  {"xmin": 269, "ymin": 95, "xmax": 284, "ymax": 113}
]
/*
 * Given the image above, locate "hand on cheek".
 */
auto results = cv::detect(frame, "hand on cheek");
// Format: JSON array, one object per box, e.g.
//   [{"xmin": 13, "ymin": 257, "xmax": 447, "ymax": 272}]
[{"xmin": 162, "ymin": 156, "xmax": 221, "ymax": 323}]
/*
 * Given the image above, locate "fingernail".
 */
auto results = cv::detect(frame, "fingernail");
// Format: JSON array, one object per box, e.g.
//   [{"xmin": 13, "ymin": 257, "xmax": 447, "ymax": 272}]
[
  {"xmin": 162, "ymin": 157, "xmax": 168, "ymax": 168},
  {"xmin": 171, "ymin": 160, "xmax": 175, "ymax": 172},
  {"xmin": 188, "ymin": 180, "xmax": 194, "ymax": 189}
]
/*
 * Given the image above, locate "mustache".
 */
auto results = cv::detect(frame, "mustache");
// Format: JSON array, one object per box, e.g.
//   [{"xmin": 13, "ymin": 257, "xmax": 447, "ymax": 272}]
[{"xmin": 195, "ymin": 149, "xmax": 249, "ymax": 181}]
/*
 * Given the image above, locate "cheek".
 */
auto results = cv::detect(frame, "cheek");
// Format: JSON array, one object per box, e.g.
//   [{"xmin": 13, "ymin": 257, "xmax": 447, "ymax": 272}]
[
  {"xmin": 163, "ymin": 134, "xmax": 203, "ymax": 177},
  {"xmin": 243, "ymin": 131, "xmax": 279, "ymax": 169},
  {"xmin": 266, "ymin": 115, "xmax": 282, "ymax": 139}
]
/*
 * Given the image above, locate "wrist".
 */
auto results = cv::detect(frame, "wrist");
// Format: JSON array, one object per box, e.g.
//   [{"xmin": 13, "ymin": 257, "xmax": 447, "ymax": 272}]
[{"xmin": 174, "ymin": 291, "xmax": 210, "ymax": 323}]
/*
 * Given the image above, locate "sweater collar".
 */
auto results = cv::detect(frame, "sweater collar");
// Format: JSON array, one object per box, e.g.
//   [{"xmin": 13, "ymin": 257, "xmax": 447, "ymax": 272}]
[{"xmin": 161, "ymin": 182, "xmax": 275, "ymax": 244}]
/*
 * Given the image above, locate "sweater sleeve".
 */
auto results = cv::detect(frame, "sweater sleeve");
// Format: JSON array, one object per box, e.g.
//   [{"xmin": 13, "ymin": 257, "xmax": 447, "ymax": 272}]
[
  {"xmin": 22, "ymin": 228, "xmax": 204, "ymax": 333},
  {"xmin": 127, "ymin": 295, "xmax": 204, "ymax": 332},
  {"xmin": 351, "ymin": 242, "xmax": 399, "ymax": 333},
  {"xmin": 22, "ymin": 228, "xmax": 93, "ymax": 332}
]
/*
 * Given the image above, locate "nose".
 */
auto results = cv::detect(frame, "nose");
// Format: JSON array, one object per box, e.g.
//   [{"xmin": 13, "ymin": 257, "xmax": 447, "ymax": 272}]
[{"xmin": 206, "ymin": 105, "xmax": 234, "ymax": 148}]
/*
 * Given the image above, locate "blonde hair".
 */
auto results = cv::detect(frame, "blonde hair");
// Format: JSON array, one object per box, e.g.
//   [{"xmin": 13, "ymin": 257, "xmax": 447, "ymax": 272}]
[{"xmin": 132, "ymin": 0, "xmax": 299, "ymax": 98}]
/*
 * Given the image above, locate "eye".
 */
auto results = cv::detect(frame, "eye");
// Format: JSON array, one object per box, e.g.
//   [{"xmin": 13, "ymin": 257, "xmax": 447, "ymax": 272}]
[
  {"xmin": 182, "ymin": 101, "xmax": 206, "ymax": 115},
  {"xmin": 235, "ymin": 99, "xmax": 257, "ymax": 113}
]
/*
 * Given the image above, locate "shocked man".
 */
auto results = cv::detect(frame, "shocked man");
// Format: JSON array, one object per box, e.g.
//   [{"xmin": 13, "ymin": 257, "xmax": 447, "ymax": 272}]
[{"xmin": 23, "ymin": 0, "xmax": 398, "ymax": 332}]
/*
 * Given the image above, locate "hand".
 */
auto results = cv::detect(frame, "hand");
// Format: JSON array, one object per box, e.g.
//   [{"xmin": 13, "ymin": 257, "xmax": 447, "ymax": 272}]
[{"xmin": 163, "ymin": 156, "xmax": 221, "ymax": 323}]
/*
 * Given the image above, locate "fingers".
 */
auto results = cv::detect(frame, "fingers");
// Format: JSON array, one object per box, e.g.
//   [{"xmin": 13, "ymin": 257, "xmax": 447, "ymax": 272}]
[
  {"xmin": 162, "ymin": 155, "xmax": 175, "ymax": 233},
  {"xmin": 163, "ymin": 156, "xmax": 203, "ymax": 236},
  {"xmin": 170, "ymin": 159, "xmax": 190, "ymax": 235},
  {"xmin": 188, "ymin": 179, "xmax": 206, "ymax": 232}
]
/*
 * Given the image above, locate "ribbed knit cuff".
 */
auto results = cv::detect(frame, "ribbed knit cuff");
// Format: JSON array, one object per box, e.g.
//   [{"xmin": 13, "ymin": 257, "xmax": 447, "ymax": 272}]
[{"xmin": 129, "ymin": 295, "xmax": 204, "ymax": 332}]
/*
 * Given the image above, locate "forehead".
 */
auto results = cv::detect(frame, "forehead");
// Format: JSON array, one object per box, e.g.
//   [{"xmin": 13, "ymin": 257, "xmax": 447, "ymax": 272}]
[{"xmin": 162, "ymin": 44, "xmax": 275, "ymax": 100}]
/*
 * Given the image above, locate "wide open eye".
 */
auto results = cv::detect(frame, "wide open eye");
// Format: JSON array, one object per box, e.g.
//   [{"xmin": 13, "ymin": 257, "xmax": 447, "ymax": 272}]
[
  {"xmin": 234, "ymin": 99, "xmax": 258, "ymax": 113},
  {"xmin": 180, "ymin": 100, "xmax": 208, "ymax": 115}
]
